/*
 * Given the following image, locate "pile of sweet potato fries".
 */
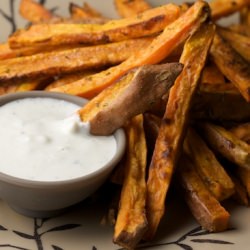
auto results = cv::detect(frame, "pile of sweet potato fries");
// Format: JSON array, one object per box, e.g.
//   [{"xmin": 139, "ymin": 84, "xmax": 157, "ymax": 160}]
[{"xmin": 0, "ymin": 0, "xmax": 250, "ymax": 249}]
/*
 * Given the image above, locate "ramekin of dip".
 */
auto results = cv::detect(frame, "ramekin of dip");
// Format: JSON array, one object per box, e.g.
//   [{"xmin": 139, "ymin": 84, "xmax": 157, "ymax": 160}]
[{"xmin": 0, "ymin": 91, "xmax": 125, "ymax": 218}]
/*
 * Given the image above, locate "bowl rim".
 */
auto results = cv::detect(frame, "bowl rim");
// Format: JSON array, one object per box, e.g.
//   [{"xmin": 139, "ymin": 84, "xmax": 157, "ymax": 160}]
[{"xmin": 0, "ymin": 91, "xmax": 126, "ymax": 188}]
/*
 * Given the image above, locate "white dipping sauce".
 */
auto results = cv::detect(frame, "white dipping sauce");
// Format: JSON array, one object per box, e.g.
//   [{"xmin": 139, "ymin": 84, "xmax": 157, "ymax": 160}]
[{"xmin": 0, "ymin": 98, "xmax": 117, "ymax": 181}]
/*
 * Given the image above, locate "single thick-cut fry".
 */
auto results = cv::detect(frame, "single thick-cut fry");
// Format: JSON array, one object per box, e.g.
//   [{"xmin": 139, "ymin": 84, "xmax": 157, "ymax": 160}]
[
  {"xmin": 9, "ymin": 4, "xmax": 180, "ymax": 48},
  {"xmin": 0, "ymin": 37, "xmax": 153, "ymax": 83},
  {"xmin": 184, "ymin": 129, "xmax": 235, "ymax": 201},
  {"xmin": 178, "ymin": 155, "xmax": 230, "ymax": 232},
  {"xmin": 79, "ymin": 63, "xmax": 183, "ymax": 135},
  {"xmin": 201, "ymin": 123, "xmax": 250, "ymax": 170},
  {"xmin": 210, "ymin": 33, "xmax": 250, "ymax": 102},
  {"xmin": 113, "ymin": 115, "xmax": 148, "ymax": 250},
  {"xmin": 209, "ymin": 0, "xmax": 250, "ymax": 20},
  {"xmin": 145, "ymin": 21, "xmax": 215, "ymax": 240},
  {"xmin": 193, "ymin": 83, "xmax": 250, "ymax": 122},
  {"xmin": 51, "ymin": 1, "xmax": 209, "ymax": 98},
  {"xmin": 218, "ymin": 27, "xmax": 250, "ymax": 62},
  {"xmin": 115, "ymin": 0, "xmax": 151, "ymax": 18}
]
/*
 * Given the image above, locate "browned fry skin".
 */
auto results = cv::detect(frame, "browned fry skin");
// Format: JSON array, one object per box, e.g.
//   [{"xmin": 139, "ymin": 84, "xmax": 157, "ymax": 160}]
[
  {"xmin": 79, "ymin": 63, "xmax": 183, "ymax": 135},
  {"xmin": 50, "ymin": 1, "xmax": 209, "ymax": 98},
  {"xmin": 209, "ymin": 0, "xmax": 250, "ymax": 21},
  {"xmin": 9, "ymin": 4, "xmax": 180, "ymax": 48},
  {"xmin": 193, "ymin": 83, "xmax": 250, "ymax": 122},
  {"xmin": 178, "ymin": 155, "xmax": 230, "ymax": 232},
  {"xmin": 19, "ymin": 0, "xmax": 55, "ymax": 23},
  {"xmin": 218, "ymin": 27, "xmax": 250, "ymax": 62},
  {"xmin": 115, "ymin": 0, "xmax": 151, "ymax": 18},
  {"xmin": 145, "ymin": 21, "xmax": 215, "ymax": 240},
  {"xmin": 200, "ymin": 123, "xmax": 250, "ymax": 170},
  {"xmin": 210, "ymin": 33, "xmax": 250, "ymax": 102},
  {"xmin": 0, "ymin": 37, "xmax": 153, "ymax": 84},
  {"xmin": 113, "ymin": 115, "xmax": 148, "ymax": 249},
  {"xmin": 184, "ymin": 128, "xmax": 235, "ymax": 201}
]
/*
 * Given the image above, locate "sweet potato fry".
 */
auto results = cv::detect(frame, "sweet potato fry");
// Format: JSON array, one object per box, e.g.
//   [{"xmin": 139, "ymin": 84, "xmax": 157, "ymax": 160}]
[
  {"xmin": 193, "ymin": 83, "xmax": 250, "ymax": 122},
  {"xmin": 145, "ymin": 21, "xmax": 215, "ymax": 239},
  {"xmin": 210, "ymin": 33, "xmax": 250, "ymax": 102},
  {"xmin": 19, "ymin": 0, "xmax": 55, "ymax": 23},
  {"xmin": 113, "ymin": 115, "xmax": 148, "ymax": 249},
  {"xmin": 79, "ymin": 63, "xmax": 183, "ymax": 135},
  {"xmin": 114, "ymin": 0, "xmax": 151, "ymax": 18},
  {"xmin": 184, "ymin": 128, "xmax": 235, "ymax": 201},
  {"xmin": 0, "ymin": 37, "xmax": 153, "ymax": 83},
  {"xmin": 218, "ymin": 27, "xmax": 250, "ymax": 62},
  {"xmin": 200, "ymin": 123, "xmax": 250, "ymax": 170},
  {"xmin": 9, "ymin": 4, "xmax": 180, "ymax": 48},
  {"xmin": 178, "ymin": 155, "xmax": 230, "ymax": 232},
  {"xmin": 69, "ymin": 2, "xmax": 105, "ymax": 19},
  {"xmin": 51, "ymin": 1, "xmax": 209, "ymax": 98},
  {"xmin": 209, "ymin": 0, "xmax": 250, "ymax": 20}
]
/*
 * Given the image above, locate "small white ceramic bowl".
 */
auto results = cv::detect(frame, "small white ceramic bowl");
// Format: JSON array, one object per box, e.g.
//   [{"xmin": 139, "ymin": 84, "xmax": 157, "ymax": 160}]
[{"xmin": 0, "ymin": 91, "xmax": 126, "ymax": 218}]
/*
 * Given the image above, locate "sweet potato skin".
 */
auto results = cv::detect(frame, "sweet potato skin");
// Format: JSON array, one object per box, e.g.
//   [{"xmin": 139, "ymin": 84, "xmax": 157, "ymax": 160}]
[{"xmin": 79, "ymin": 63, "xmax": 183, "ymax": 135}]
